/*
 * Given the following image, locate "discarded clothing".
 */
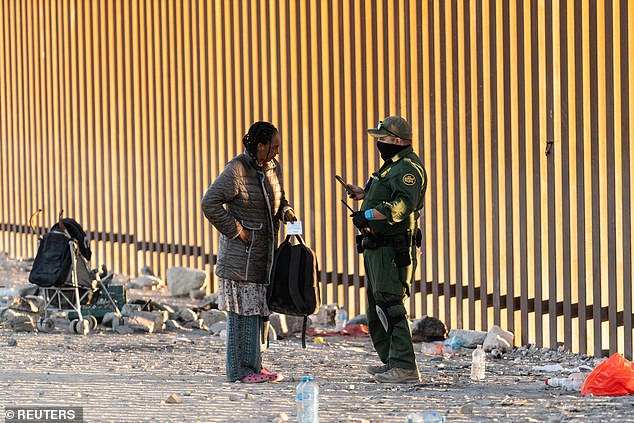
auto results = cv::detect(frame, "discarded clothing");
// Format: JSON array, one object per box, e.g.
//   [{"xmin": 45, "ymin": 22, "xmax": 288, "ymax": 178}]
[{"xmin": 306, "ymin": 323, "xmax": 369, "ymax": 337}]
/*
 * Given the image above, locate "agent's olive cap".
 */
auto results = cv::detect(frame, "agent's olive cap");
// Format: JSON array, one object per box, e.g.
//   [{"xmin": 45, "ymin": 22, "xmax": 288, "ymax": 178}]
[{"xmin": 367, "ymin": 115, "xmax": 412, "ymax": 141}]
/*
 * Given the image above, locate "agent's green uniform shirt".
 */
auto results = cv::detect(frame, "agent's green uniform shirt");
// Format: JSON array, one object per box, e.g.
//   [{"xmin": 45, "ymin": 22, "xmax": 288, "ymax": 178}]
[
  {"xmin": 360, "ymin": 145, "xmax": 427, "ymax": 371},
  {"xmin": 360, "ymin": 146, "xmax": 426, "ymax": 236}
]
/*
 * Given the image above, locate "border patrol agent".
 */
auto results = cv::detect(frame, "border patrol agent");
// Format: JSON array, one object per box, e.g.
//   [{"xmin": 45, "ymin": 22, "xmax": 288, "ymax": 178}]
[{"xmin": 346, "ymin": 115, "xmax": 427, "ymax": 384}]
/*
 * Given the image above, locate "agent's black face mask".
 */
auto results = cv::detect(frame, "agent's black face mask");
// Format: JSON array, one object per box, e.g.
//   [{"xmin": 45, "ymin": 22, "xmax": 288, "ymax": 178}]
[{"xmin": 377, "ymin": 141, "xmax": 407, "ymax": 160}]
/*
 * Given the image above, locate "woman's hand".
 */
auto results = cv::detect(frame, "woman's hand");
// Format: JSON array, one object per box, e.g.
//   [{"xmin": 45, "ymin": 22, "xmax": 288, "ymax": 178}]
[
  {"xmin": 284, "ymin": 209, "xmax": 297, "ymax": 223},
  {"xmin": 237, "ymin": 228, "xmax": 251, "ymax": 245},
  {"xmin": 347, "ymin": 184, "xmax": 365, "ymax": 200}
]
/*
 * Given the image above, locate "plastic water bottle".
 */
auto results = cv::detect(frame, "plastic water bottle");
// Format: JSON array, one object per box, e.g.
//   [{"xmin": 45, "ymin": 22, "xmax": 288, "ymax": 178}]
[
  {"xmin": 335, "ymin": 306, "xmax": 347, "ymax": 331},
  {"xmin": 405, "ymin": 411, "xmax": 445, "ymax": 423},
  {"xmin": 545, "ymin": 372, "xmax": 586, "ymax": 391},
  {"xmin": 296, "ymin": 376, "xmax": 319, "ymax": 422},
  {"xmin": 470, "ymin": 345, "xmax": 486, "ymax": 380}
]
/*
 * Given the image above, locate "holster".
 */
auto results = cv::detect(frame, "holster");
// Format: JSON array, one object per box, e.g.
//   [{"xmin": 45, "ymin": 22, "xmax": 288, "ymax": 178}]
[
  {"xmin": 389, "ymin": 230, "xmax": 412, "ymax": 267},
  {"xmin": 357, "ymin": 230, "xmax": 413, "ymax": 268},
  {"xmin": 356, "ymin": 232, "xmax": 378, "ymax": 253}
]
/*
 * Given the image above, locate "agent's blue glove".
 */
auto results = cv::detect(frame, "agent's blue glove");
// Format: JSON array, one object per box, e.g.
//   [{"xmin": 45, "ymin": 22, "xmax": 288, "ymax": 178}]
[{"xmin": 351, "ymin": 211, "xmax": 370, "ymax": 229}]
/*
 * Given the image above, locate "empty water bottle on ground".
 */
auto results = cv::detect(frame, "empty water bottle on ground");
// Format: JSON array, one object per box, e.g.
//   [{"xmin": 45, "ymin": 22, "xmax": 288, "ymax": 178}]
[
  {"xmin": 296, "ymin": 375, "xmax": 319, "ymax": 423},
  {"xmin": 405, "ymin": 411, "xmax": 445, "ymax": 423},
  {"xmin": 470, "ymin": 344, "xmax": 486, "ymax": 380},
  {"xmin": 335, "ymin": 306, "xmax": 347, "ymax": 331},
  {"xmin": 545, "ymin": 372, "xmax": 587, "ymax": 391}
]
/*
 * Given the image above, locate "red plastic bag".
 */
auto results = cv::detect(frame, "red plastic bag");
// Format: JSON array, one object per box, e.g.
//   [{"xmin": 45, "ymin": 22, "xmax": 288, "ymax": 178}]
[{"xmin": 581, "ymin": 353, "xmax": 634, "ymax": 396}]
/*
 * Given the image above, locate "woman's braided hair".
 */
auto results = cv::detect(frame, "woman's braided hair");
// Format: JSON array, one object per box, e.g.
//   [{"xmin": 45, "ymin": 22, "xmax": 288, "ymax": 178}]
[{"xmin": 242, "ymin": 121, "xmax": 278, "ymax": 157}]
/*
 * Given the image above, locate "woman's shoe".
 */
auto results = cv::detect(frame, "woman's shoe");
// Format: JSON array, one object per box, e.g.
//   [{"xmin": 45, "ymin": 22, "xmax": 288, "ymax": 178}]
[
  {"xmin": 240, "ymin": 372, "xmax": 270, "ymax": 383},
  {"xmin": 261, "ymin": 368, "xmax": 284, "ymax": 382}
]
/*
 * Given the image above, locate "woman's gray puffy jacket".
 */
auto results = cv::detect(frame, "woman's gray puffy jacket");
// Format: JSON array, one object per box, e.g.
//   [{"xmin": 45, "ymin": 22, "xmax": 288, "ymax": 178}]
[{"xmin": 201, "ymin": 152, "xmax": 291, "ymax": 284}]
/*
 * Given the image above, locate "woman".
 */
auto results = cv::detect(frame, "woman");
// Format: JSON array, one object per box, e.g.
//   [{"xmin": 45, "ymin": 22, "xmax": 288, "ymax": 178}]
[{"xmin": 201, "ymin": 121, "xmax": 296, "ymax": 383}]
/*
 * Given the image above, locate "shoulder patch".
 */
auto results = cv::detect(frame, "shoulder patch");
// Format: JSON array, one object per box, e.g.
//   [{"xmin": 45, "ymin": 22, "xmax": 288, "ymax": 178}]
[{"xmin": 402, "ymin": 173, "xmax": 416, "ymax": 186}]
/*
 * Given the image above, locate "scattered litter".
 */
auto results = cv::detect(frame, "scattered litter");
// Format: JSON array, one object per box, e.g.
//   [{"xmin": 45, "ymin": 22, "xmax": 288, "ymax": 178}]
[
  {"xmin": 490, "ymin": 348, "xmax": 503, "ymax": 359},
  {"xmin": 459, "ymin": 404, "xmax": 473, "ymax": 414},
  {"xmin": 532, "ymin": 364, "xmax": 594, "ymax": 373},
  {"xmin": 581, "ymin": 353, "xmax": 634, "ymax": 396},
  {"xmin": 546, "ymin": 373, "xmax": 586, "ymax": 391},
  {"xmin": 532, "ymin": 364, "xmax": 565, "ymax": 372},
  {"xmin": 406, "ymin": 411, "xmax": 445, "ymax": 422},
  {"xmin": 314, "ymin": 336, "xmax": 324, "ymax": 344}
]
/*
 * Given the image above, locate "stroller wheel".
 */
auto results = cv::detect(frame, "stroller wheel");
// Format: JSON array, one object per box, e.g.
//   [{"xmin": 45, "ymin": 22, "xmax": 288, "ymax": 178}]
[
  {"xmin": 75, "ymin": 319, "xmax": 91, "ymax": 335},
  {"xmin": 87, "ymin": 315, "xmax": 98, "ymax": 330},
  {"xmin": 37, "ymin": 318, "xmax": 55, "ymax": 333}
]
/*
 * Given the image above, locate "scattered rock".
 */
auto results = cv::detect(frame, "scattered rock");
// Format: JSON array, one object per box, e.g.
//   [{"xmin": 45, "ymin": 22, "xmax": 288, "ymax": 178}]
[
  {"xmin": 129, "ymin": 311, "xmax": 166, "ymax": 333},
  {"xmin": 185, "ymin": 319, "xmax": 206, "ymax": 330},
  {"xmin": 166, "ymin": 267, "xmax": 206, "ymax": 296},
  {"xmin": 272, "ymin": 413, "xmax": 289, "ymax": 422},
  {"xmin": 209, "ymin": 321, "xmax": 227, "ymax": 336},
  {"xmin": 490, "ymin": 348, "xmax": 503, "ymax": 359},
  {"xmin": 102, "ymin": 312, "xmax": 117, "ymax": 327},
  {"xmin": 140, "ymin": 266, "xmax": 155, "ymax": 276},
  {"xmin": 483, "ymin": 325, "xmax": 514, "ymax": 352},
  {"xmin": 346, "ymin": 313, "xmax": 368, "ymax": 327},
  {"xmin": 459, "ymin": 404, "xmax": 473, "ymax": 414},
  {"xmin": 313, "ymin": 304, "xmax": 338, "ymax": 326},
  {"xmin": 127, "ymin": 311, "xmax": 164, "ymax": 333},
  {"xmin": 8, "ymin": 296, "xmax": 40, "ymax": 313},
  {"xmin": 165, "ymin": 394, "xmax": 182, "ymax": 404},
  {"xmin": 166, "ymin": 319, "xmax": 187, "ymax": 330},
  {"xmin": 8, "ymin": 312, "xmax": 36, "ymax": 332},
  {"xmin": 149, "ymin": 302, "xmax": 177, "ymax": 313},
  {"xmin": 200, "ymin": 310, "xmax": 227, "ymax": 328},
  {"xmin": 134, "ymin": 275, "xmax": 163, "ymax": 291},
  {"xmin": 190, "ymin": 289, "xmax": 206, "ymax": 300},
  {"xmin": 448, "ymin": 329, "xmax": 487, "ymax": 348},
  {"xmin": 193, "ymin": 293, "xmax": 218, "ymax": 312},
  {"xmin": 18, "ymin": 284, "xmax": 39, "ymax": 297},
  {"xmin": 7, "ymin": 338, "xmax": 17, "ymax": 346},
  {"xmin": 268, "ymin": 314, "xmax": 307, "ymax": 338},
  {"xmin": 178, "ymin": 308, "xmax": 198, "ymax": 323},
  {"xmin": 121, "ymin": 303, "xmax": 142, "ymax": 316},
  {"xmin": 112, "ymin": 316, "xmax": 133, "ymax": 334}
]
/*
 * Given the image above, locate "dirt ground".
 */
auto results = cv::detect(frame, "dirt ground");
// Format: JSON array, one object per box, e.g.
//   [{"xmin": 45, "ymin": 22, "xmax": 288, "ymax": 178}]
[{"xmin": 2, "ymin": 254, "xmax": 634, "ymax": 422}]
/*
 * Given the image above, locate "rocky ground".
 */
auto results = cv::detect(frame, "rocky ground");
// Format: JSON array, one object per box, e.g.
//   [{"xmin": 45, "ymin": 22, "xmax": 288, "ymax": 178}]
[{"xmin": 1, "ymin": 253, "xmax": 634, "ymax": 422}]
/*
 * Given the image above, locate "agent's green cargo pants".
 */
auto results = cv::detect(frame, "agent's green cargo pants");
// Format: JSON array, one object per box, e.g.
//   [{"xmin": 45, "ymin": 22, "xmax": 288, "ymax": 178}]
[{"xmin": 363, "ymin": 245, "xmax": 417, "ymax": 370}]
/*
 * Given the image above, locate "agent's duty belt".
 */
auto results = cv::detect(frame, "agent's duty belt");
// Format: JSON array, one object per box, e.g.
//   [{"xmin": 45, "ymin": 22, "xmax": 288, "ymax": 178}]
[
  {"xmin": 372, "ymin": 231, "xmax": 414, "ymax": 247},
  {"xmin": 356, "ymin": 228, "xmax": 422, "ymax": 264}
]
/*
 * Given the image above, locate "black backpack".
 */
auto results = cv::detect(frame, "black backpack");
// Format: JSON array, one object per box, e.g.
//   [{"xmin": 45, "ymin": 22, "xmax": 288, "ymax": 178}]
[
  {"xmin": 29, "ymin": 230, "xmax": 73, "ymax": 287},
  {"xmin": 268, "ymin": 234, "xmax": 321, "ymax": 347}
]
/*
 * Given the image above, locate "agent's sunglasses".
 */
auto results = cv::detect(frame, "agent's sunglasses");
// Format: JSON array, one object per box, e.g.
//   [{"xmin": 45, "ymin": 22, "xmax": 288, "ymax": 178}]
[{"xmin": 377, "ymin": 121, "xmax": 400, "ymax": 138}]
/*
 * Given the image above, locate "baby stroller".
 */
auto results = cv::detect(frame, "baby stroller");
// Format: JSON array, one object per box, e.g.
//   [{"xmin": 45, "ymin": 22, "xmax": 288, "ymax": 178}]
[{"xmin": 28, "ymin": 216, "xmax": 121, "ymax": 334}]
